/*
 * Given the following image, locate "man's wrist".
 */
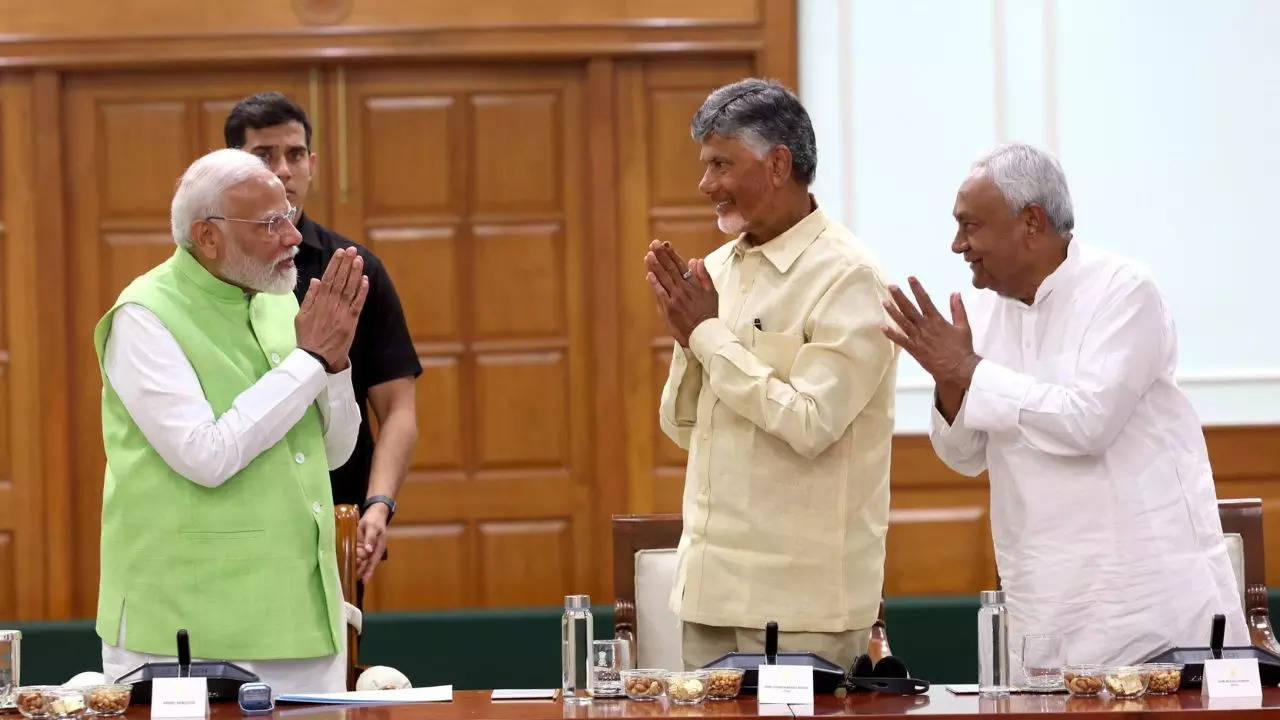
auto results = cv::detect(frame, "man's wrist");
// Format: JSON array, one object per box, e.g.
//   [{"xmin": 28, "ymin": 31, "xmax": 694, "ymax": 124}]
[{"xmin": 362, "ymin": 494, "xmax": 396, "ymax": 521}]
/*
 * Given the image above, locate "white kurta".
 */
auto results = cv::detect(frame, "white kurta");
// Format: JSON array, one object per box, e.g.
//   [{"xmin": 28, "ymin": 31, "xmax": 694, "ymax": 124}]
[
  {"xmin": 930, "ymin": 241, "xmax": 1246, "ymax": 673},
  {"xmin": 99, "ymin": 303, "xmax": 360, "ymax": 693}
]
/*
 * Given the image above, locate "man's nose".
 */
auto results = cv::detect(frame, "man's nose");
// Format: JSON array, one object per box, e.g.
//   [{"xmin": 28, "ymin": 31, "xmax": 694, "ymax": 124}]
[
  {"xmin": 273, "ymin": 155, "xmax": 292, "ymax": 181},
  {"xmin": 698, "ymin": 169, "xmax": 715, "ymax": 196},
  {"xmin": 281, "ymin": 219, "xmax": 302, "ymax": 247}
]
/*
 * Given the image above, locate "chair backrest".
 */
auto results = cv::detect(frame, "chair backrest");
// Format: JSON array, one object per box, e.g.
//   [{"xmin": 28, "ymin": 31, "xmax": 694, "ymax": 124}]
[
  {"xmin": 612, "ymin": 513, "xmax": 892, "ymax": 669},
  {"xmin": 612, "ymin": 514, "xmax": 684, "ymax": 670},
  {"xmin": 1216, "ymin": 497, "xmax": 1280, "ymax": 654},
  {"xmin": 335, "ymin": 504, "xmax": 361, "ymax": 690}
]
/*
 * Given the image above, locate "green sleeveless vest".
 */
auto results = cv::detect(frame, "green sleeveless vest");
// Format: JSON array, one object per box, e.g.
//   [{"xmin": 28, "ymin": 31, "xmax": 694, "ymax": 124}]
[{"xmin": 93, "ymin": 248, "xmax": 342, "ymax": 660}]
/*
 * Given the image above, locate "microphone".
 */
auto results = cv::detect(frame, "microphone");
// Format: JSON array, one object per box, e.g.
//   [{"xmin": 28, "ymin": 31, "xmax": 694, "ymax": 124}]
[
  {"xmin": 764, "ymin": 621, "xmax": 779, "ymax": 665},
  {"xmin": 1210, "ymin": 614, "xmax": 1226, "ymax": 660},
  {"xmin": 176, "ymin": 630, "xmax": 191, "ymax": 678}
]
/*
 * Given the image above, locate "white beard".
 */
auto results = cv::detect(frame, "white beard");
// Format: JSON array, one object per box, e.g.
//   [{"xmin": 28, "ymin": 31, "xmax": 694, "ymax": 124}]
[
  {"xmin": 716, "ymin": 209, "xmax": 747, "ymax": 235},
  {"xmin": 221, "ymin": 240, "xmax": 298, "ymax": 295}
]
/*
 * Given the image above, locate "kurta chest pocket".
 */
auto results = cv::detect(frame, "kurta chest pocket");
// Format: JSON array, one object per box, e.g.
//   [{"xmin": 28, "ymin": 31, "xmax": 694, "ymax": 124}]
[{"xmin": 751, "ymin": 328, "xmax": 803, "ymax": 383}]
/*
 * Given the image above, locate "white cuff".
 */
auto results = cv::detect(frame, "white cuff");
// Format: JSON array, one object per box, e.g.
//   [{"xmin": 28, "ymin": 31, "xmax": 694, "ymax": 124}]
[{"xmin": 963, "ymin": 359, "xmax": 1033, "ymax": 435}]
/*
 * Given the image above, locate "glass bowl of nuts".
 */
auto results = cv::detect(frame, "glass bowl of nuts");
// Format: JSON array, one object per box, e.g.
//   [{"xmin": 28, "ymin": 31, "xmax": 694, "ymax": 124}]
[
  {"xmin": 1103, "ymin": 665, "xmax": 1149, "ymax": 698},
  {"xmin": 15, "ymin": 686, "xmax": 55, "ymax": 718},
  {"xmin": 705, "ymin": 668, "xmax": 745, "ymax": 700},
  {"xmin": 1139, "ymin": 663, "xmax": 1183, "ymax": 695},
  {"xmin": 41, "ymin": 688, "xmax": 86, "ymax": 719},
  {"xmin": 664, "ymin": 670, "xmax": 711, "ymax": 705},
  {"xmin": 1061, "ymin": 664, "xmax": 1105, "ymax": 697},
  {"xmin": 620, "ymin": 669, "xmax": 667, "ymax": 701},
  {"xmin": 84, "ymin": 685, "xmax": 131, "ymax": 716}
]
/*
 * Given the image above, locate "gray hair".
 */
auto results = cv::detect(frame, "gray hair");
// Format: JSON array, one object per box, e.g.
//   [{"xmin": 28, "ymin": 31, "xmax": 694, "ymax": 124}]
[
  {"xmin": 972, "ymin": 143, "xmax": 1074, "ymax": 235},
  {"xmin": 690, "ymin": 78, "xmax": 817, "ymax": 185},
  {"xmin": 170, "ymin": 148, "xmax": 275, "ymax": 249}
]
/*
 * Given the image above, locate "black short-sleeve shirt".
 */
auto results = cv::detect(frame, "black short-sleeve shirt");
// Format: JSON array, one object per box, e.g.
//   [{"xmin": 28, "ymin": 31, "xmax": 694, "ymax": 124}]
[{"xmin": 293, "ymin": 214, "xmax": 422, "ymax": 506}]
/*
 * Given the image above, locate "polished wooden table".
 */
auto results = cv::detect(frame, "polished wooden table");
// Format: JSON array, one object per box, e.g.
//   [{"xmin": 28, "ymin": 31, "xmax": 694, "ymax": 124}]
[{"xmin": 110, "ymin": 688, "xmax": 1280, "ymax": 719}]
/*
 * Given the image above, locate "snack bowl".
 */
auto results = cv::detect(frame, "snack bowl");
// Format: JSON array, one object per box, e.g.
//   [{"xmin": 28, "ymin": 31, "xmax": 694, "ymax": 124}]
[
  {"xmin": 664, "ymin": 670, "xmax": 711, "ymax": 705},
  {"xmin": 42, "ymin": 688, "xmax": 86, "ymax": 719},
  {"xmin": 1139, "ymin": 663, "xmax": 1183, "ymax": 695},
  {"xmin": 620, "ymin": 669, "xmax": 667, "ymax": 700},
  {"xmin": 84, "ymin": 685, "xmax": 131, "ymax": 716},
  {"xmin": 1103, "ymin": 665, "xmax": 1149, "ymax": 699},
  {"xmin": 1061, "ymin": 664, "xmax": 1105, "ymax": 697},
  {"xmin": 15, "ymin": 686, "xmax": 55, "ymax": 718},
  {"xmin": 705, "ymin": 668, "xmax": 745, "ymax": 700}
]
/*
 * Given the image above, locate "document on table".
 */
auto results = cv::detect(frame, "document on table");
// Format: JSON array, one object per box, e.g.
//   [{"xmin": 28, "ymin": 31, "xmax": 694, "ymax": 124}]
[
  {"xmin": 277, "ymin": 685, "xmax": 453, "ymax": 704},
  {"xmin": 491, "ymin": 689, "xmax": 558, "ymax": 700}
]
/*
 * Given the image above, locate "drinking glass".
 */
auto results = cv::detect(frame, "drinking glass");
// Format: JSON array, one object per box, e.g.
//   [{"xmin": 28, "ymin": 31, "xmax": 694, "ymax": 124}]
[
  {"xmin": 591, "ymin": 639, "xmax": 631, "ymax": 697},
  {"xmin": 1021, "ymin": 633, "xmax": 1065, "ymax": 690}
]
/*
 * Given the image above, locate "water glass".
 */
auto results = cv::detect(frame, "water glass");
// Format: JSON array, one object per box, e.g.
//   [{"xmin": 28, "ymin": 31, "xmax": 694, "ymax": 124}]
[
  {"xmin": 1021, "ymin": 633, "xmax": 1065, "ymax": 690},
  {"xmin": 591, "ymin": 639, "xmax": 631, "ymax": 697},
  {"xmin": 0, "ymin": 630, "xmax": 19, "ymax": 707}
]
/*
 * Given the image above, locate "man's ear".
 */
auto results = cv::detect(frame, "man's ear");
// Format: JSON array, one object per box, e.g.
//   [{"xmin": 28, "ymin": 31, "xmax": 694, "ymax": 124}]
[
  {"xmin": 768, "ymin": 145, "xmax": 793, "ymax": 187},
  {"xmin": 190, "ymin": 219, "xmax": 220, "ymax": 261},
  {"xmin": 1022, "ymin": 204, "xmax": 1048, "ymax": 245}
]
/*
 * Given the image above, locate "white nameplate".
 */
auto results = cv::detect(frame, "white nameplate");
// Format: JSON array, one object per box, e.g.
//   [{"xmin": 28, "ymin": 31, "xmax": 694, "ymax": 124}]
[
  {"xmin": 1203, "ymin": 658, "xmax": 1262, "ymax": 698},
  {"xmin": 757, "ymin": 664, "xmax": 814, "ymax": 705},
  {"xmin": 151, "ymin": 677, "xmax": 209, "ymax": 718}
]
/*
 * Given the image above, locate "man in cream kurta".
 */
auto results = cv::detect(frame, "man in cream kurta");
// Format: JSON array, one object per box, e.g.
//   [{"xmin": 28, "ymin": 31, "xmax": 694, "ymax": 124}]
[
  {"xmin": 647, "ymin": 79, "xmax": 897, "ymax": 670},
  {"xmin": 884, "ymin": 143, "xmax": 1245, "ymax": 675}
]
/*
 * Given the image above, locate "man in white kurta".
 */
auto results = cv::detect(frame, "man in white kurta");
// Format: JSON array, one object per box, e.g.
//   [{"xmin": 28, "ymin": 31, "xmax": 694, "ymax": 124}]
[{"xmin": 883, "ymin": 143, "xmax": 1245, "ymax": 673}]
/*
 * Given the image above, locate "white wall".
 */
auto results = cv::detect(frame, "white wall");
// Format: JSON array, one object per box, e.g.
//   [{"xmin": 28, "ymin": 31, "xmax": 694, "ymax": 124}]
[{"xmin": 799, "ymin": 0, "xmax": 1280, "ymax": 432}]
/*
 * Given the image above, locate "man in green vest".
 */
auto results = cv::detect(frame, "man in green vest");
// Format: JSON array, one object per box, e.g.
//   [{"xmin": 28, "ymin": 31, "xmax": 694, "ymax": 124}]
[{"xmin": 95, "ymin": 148, "xmax": 368, "ymax": 693}]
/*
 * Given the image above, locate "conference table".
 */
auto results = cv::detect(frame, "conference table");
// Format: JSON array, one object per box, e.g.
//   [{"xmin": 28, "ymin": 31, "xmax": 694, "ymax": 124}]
[{"xmin": 114, "ymin": 688, "xmax": 1280, "ymax": 719}]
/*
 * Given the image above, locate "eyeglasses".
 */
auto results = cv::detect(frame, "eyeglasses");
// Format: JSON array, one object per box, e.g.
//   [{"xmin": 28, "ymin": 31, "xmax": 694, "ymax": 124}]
[{"xmin": 205, "ymin": 205, "xmax": 298, "ymax": 235}]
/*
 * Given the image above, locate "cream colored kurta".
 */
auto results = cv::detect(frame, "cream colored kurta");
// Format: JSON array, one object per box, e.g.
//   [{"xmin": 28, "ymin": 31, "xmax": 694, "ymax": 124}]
[{"xmin": 660, "ymin": 203, "xmax": 898, "ymax": 633}]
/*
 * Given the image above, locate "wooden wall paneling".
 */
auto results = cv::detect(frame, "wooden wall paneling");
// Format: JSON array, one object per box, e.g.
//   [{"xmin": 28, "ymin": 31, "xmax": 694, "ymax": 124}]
[
  {"xmin": 617, "ymin": 58, "xmax": 754, "ymax": 517},
  {"xmin": 1, "ymin": 71, "xmax": 69, "ymax": 619},
  {"xmin": 759, "ymin": 0, "xmax": 799, "ymax": 89},
  {"xmin": 62, "ymin": 69, "xmax": 315, "ymax": 617},
  {"xmin": 615, "ymin": 60, "xmax": 657, "ymax": 515},
  {"xmin": 0, "ymin": 0, "xmax": 763, "ymax": 40},
  {"xmin": 331, "ymin": 64, "xmax": 596, "ymax": 610},
  {"xmin": 584, "ymin": 56, "xmax": 626, "ymax": 606},
  {"xmin": 0, "ymin": 82, "xmax": 13, "ymax": 619}
]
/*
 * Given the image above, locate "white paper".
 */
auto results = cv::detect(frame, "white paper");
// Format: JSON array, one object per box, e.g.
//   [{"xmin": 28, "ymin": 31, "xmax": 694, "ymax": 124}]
[
  {"xmin": 755, "ymin": 703, "xmax": 793, "ymax": 716},
  {"xmin": 276, "ymin": 685, "xmax": 453, "ymax": 704},
  {"xmin": 757, "ymin": 664, "xmax": 814, "ymax": 705},
  {"xmin": 945, "ymin": 684, "xmax": 981, "ymax": 695},
  {"xmin": 151, "ymin": 677, "xmax": 209, "ymax": 718},
  {"xmin": 490, "ymin": 689, "xmax": 557, "ymax": 700},
  {"xmin": 1203, "ymin": 658, "xmax": 1262, "ymax": 698}
]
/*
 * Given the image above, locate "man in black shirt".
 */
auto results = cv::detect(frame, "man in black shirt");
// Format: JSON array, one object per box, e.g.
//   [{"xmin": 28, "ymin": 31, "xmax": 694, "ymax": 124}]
[{"xmin": 225, "ymin": 92, "xmax": 421, "ymax": 601}]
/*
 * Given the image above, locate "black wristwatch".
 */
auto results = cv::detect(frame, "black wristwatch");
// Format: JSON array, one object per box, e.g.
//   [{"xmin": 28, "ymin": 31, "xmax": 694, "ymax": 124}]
[{"xmin": 362, "ymin": 495, "xmax": 397, "ymax": 522}]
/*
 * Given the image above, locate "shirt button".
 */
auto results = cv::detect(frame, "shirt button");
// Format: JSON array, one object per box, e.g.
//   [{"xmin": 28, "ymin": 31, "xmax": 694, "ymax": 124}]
[
  {"xmin": 295, "ymin": 452, "xmax": 306, "ymax": 464},
  {"xmin": 312, "ymin": 501, "xmax": 322, "ymax": 514},
  {"xmin": 270, "ymin": 352, "xmax": 281, "ymax": 364}
]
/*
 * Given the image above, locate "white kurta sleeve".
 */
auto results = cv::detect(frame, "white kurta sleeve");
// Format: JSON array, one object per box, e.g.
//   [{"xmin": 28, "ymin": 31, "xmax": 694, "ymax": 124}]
[
  {"xmin": 687, "ymin": 264, "xmax": 896, "ymax": 460},
  {"xmin": 960, "ymin": 274, "xmax": 1166, "ymax": 457},
  {"xmin": 314, "ymin": 365, "xmax": 360, "ymax": 469},
  {"xmin": 658, "ymin": 343, "xmax": 702, "ymax": 450},
  {"xmin": 928, "ymin": 392, "xmax": 988, "ymax": 476},
  {"xmin": 104, "ymin": 303, "xmax": 329, "ymax": 487}
]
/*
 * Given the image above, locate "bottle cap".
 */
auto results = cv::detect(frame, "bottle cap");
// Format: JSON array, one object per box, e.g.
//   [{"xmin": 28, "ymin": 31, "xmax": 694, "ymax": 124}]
[
  {"xmin": 564, "ymin": 594, "xmax": 591, "ymax": 610},
  {"xmin": 980, "ymin": 590, "xmax": 1006, "ymax": 605}
]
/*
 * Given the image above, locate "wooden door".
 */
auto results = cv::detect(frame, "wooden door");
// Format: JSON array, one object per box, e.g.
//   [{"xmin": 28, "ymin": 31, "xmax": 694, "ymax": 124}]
[
  {"xmin": 62, "ymin": 69, "xmax": 317, "ymax": 617},
  {"xmin": 327, "ymin": 63, "xmax": 595, "ymax": 610}
]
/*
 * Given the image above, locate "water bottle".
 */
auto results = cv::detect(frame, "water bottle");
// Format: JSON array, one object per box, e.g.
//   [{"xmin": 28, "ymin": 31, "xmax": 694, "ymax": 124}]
[
  {"xmin": 561, "ymin": 595, "xmax": 593, "ymax": 704},
  {"xmin": 977, "ymin": 590, "xmax": 1010, "ymax": 696}
]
